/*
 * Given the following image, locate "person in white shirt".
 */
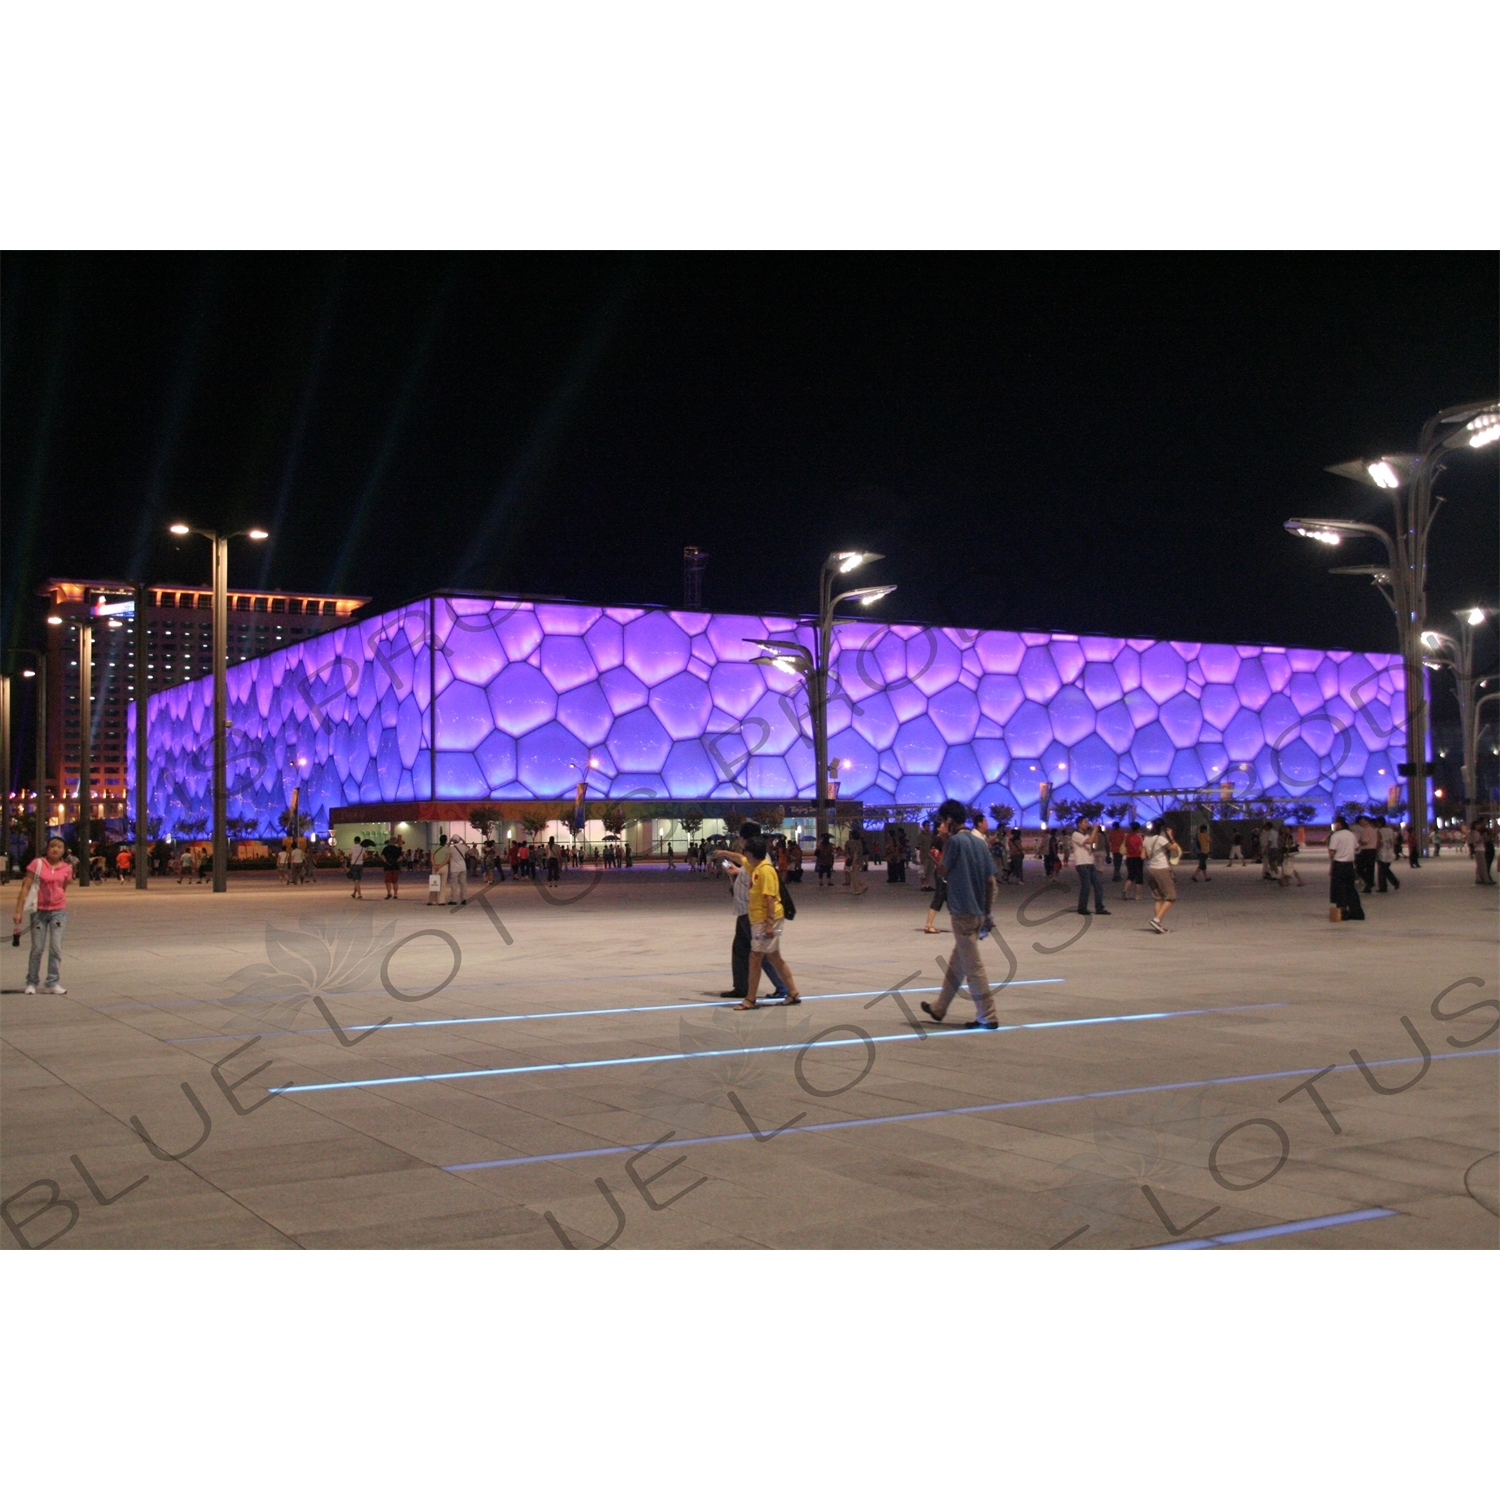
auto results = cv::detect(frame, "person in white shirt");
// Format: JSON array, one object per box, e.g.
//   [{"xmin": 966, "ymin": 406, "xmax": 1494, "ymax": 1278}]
[
  {"xmin": 1140, "ymin": 821, "xmax": 1178, "ymax": 933},
  {"xmin": 1070, "ymin": 817, "xmax": 1111, "ymax": 916},
  {"xmin": 1375, "ymin": 817, "xmax": 1401, "ymax": 892},
  {"xmin": 1327, "ymin": 816, "xmax": 1364, "ymax": 920}
]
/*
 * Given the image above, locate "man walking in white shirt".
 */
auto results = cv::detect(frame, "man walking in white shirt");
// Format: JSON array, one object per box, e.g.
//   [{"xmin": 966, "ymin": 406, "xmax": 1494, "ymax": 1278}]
[{"xmin": 1328, "ymin": 816, "xmax": 1364, "ymax": 921}]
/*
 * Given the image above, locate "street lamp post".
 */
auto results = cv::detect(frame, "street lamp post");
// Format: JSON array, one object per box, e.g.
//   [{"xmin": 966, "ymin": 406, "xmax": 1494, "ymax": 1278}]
[
  {"xmin": 169, "ymin": 523, "xmax": 268, "ymax": 893},
  {"xmin": 749, "ymin": 551, "xmax": 895, "ymax": 848},
  {"xmin": 134, "ymin": 582, "xmax": 149, "ymax": 889},
  {"xmin": 1285, "ymin": 397, "xmax": 1499, "ymax": 862},
  {"xmin": 0, "ymin": 673, "xmax": 10, "ymax": 882},
  {"xmin": 1421, "ymin": 607, "xmax": 1495, "ymax": 814},
  {"xmin": 77, "ymin": 607, "xmax": 95, "ymax": 886},
  {"xmin": 11, "ymin": 651, "xmax": 48, "ymax": 864}
]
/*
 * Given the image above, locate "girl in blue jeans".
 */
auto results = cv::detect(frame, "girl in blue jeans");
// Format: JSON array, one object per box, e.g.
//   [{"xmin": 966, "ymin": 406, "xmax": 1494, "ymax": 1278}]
[{"xmin": 13, "ymin": 837, "xmax": 73, "ymax": 994}]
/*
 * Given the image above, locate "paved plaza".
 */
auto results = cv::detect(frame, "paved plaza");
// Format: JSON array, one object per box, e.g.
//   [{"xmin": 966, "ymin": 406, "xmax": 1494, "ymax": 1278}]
[{"xmin": 2, "ymin": 854, "xmax": 1496, "ymax": 1250}]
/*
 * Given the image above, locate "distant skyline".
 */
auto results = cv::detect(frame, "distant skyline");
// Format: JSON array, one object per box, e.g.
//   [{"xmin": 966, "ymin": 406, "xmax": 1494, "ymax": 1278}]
[{"xmin": 4, "ymin": 253, "xmax": 1496, "ymax": 714}]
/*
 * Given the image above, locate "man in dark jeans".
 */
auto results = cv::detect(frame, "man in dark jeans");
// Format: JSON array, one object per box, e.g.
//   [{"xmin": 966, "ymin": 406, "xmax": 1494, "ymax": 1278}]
[{"xmin": 719, "ymin": 821, "xmax": 787, "ymax": 1001}]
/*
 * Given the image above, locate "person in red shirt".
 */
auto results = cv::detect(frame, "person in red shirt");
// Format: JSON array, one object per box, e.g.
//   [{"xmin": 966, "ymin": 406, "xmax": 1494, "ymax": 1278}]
[
  {"xmin": 13, "ymin": 837, "xmax": 74, "ymax": 994},
  {"xmin": 1107, "ymin": 821, "xmax": 1127, "ymax": 882},
  {"xmin": 115, "ymin": 846, "xmax": 132, "ymax": 882},
  {"xmin": 1122, "ymin": 823, "xmax": 1146, "ymax": 901}
]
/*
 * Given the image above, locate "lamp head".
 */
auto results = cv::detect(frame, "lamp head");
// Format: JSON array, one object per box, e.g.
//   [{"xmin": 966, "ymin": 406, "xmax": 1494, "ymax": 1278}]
[
  {"xmin": 1285, "ymin": 519, "xmax": 1343, "ymax": 546},
  {"xmin": 46, "ymin": 615, "xmax": 63, "ymax": 626},
  {"xmin": 829, "ymin": 550, "xmax": 883, "ymax": 574},
  {"xmin": 247, "ymin": 528, "xmax": 269, "ymax": 541},
  {"xmin": 849, "ymin": 584, "xmax": 897, "ymax": 606},
  {"xmin": 1463, "ymin": 410, "xmax": 1499, "ymax": 449},
  {"xmin": 1462, "ymin": 606, "xmax": 1488, "ymax": 626},
  {"xmin": 22, "ymin": 669, "xmax": 36, "ymax": 678},
  {"xmin": 169, "ymin": 523, "xmax": 190, "ymax": 536},
  {"xmin": 1325, "ymin": 455, "xmax": 1417, "ymax": 489}
]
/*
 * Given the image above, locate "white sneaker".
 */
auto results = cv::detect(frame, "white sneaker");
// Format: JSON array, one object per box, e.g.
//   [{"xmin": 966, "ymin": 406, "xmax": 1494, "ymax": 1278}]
[
  {"xmin": 24, "ymin": 984, "xmax": 36, "ymax": 994},
  {"xmin": 44, "ymin": 983, "xmax": 67, "ymax": 994},
  {"xmin": 1149, "ymin": 918, "xmax": 1164, "ymax": 933}
]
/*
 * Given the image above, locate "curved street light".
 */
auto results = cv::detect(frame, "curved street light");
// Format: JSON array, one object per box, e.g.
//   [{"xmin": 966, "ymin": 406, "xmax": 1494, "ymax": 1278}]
[
  {"xmin": 1284, "ymin": 396, "xmax": 1499, "ymax": 860},
  {"xmin": 1421, "ymin": 608, "xmax": 1495, "ymax": 813}
]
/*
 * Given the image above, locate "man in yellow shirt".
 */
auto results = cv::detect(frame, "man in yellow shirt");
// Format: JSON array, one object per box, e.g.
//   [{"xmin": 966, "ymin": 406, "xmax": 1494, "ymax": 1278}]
[{"xmin": 735, "ymin": 837, "xmax": 802, "ymax": 1010}]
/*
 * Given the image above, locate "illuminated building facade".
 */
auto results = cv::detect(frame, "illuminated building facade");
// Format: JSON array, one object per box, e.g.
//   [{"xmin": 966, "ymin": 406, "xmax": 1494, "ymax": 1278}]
[{"xmin": 136, "ymin": 593, "xmax": 1411, "ymax": 837}]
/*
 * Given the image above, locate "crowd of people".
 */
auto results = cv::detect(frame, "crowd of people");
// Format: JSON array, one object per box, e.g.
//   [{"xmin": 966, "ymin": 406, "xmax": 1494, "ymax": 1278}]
[{"xmin": 8, "ymin": 808, "xmax": 1495, "ymax": 1000}]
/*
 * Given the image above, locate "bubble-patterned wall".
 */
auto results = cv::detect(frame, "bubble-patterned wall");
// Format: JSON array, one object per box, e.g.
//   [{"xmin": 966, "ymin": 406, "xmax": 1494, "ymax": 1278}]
[{"xmin": 133, "ymin": 594, "xmax": 1409, "ymax": 833}]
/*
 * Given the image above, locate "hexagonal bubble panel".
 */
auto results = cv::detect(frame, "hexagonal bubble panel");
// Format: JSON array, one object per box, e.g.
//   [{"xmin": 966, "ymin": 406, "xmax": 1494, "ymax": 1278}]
[
  {"xmin": 660, "ymin": 740, "xmax": 719, "ymax": 797},
  {"xmin": 540, "ymin": 635, "xmax": 599, "ymax": 694},
  {"xmin": 619, "ymin": 612, "xmax": 690, "ymax": 687},
  {"xmin": 517, "ymin": 721, "xmax": 590, "ymax": 796},
  {"xmin": 584, "ymin": 615, "xmax": 624, "ymax": 673},
  {"xmin": 908, "ymin": 630, "xmax": 962, "ymax": 694},
  {"xmin": 892, "ymin": 715, "xmax": 948, "ymax": 776},
  {"xmin": 928, "ymin": 682, "xmax": 981, "ymax": 745},
  {"xmin": 1140, "ymin": 642, "xmax": 1188, "ymax": 704},
  {"xmin": 828, "ymin": 727, "xmax": 879, "ymax": 797},
  {"xmin": 434, "ymin": 751, "xmax": 488, "ymax": 798},
  {"xmin": 1198, "ymin": 643, "xmax": 1241, "ymax": 683},
  {"xmin": 435, "ymin": 680, "xmax": 494, "ymax": 751},
  {"xmin": 1018, "ymin": 646, "xmax": 1062, "ymax": 703},
  {"xmin": 1004, "ymin": 700, "xmax": 1053, "ymax": 758},
  {"xmin": 934, "ymin": 744, "xmax": 982, "ymax": 801},
  {"xmin": 1159, "ymin": 691, "xmax": 1204, "ymax": 749},
  {"xmin": 1049, "ymin": 639, "xmax": 1085, "ymax": 685},
  {"xmin": 475, "ymin": 729, "xmax": 517, "ymax": 787},
  {"xmin": 1069, "ymin": 734, "xmax": 1118, "ymax": 797},
  {"xmin": 978, "ymin": 674, "xmax": 1025, "ymax": 725},
  {"xmin": 1200, "ymin": 684, "xmax": 1240, "ymax": 731},
  {"xmin": 486, "ymin": 663, "xmax": 556, "ymax": 737},
  {"xmin": 708, "ymin": 662, "xmax": 766, "ymax": 720},
  {"xmin": 599, "ymin": 666, "xmax": 649, "ymax": 716},
  {"xmin": 1082, "ymin": 662, "xmax": 1123, "ymax": 709},
  {"xmin": 144, "ymin": 594, "xmax": 1412, "ymax": 835},
  {"xmin": 556, "ymin": 682, "xmax": 614, "ymax": 745},
  {"xmin": 605, "ymin": 707, "xmax": 673, "ymax": 772},
  {"xmin": 1047, "ymin": 685, "xmax": 1095, "ymax": 747},
  {"xmin": 973, "ymin": 630, "xmax": 1026, "ymax": 674},
  {"xmin": 650, "ymin": 674, "xmax": 714, "ymax": 740}
]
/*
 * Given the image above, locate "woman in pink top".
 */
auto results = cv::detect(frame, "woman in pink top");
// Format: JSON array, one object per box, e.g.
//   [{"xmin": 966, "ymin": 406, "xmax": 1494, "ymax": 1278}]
[{"xmin": 13, "ymin": 836, "xmax": 73, "ymax": 994}]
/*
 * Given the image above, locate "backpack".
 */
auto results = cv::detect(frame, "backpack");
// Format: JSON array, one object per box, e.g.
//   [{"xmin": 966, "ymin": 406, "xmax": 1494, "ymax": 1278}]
[{"xmin": 776, "ymin": 867, "xmax": 797, "ymax": 920}]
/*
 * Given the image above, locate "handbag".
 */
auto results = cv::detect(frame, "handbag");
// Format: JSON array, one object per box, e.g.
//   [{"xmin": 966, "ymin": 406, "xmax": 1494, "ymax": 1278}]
[{"xmin": 428, "ymin": 873, "xmax": 442, "ymax": 892}]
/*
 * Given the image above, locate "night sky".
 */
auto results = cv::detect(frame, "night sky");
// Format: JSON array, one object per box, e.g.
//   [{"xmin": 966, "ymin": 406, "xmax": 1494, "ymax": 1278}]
[{"xmin": 5, "ymin": 253, "xmax": 1496, "ymax": 716}]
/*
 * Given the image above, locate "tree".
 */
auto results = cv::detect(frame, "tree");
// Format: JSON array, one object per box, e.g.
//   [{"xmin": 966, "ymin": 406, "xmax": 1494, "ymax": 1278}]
[
  {"xmin": 988, "ymin": 803, "xmax": 1015, "ymax": 830},
  {"xmin": 1050, "ymin": 799, "xmax": 1078, "ymax": 825},
  {"xmin": 1291, "ymin": 803, "xmax": 1318, "ymax": 825},
  {"xmin": 757, "ymin": 805, "xmax": 786, "ymax": 830},
  {"xmin": 1105, "ymin": 801, "xmax": 1132, "ymax": 823},
  {"xmin": 679, "ymin": 813, "xmax": 704, "ymax": 839},
  {"xmin": 1077, "ymin": 800, "xmax": 1105, "ymax": 821},
  {"xmin": 1340, "ymin": 800, "xmax": 1365, "ymax": 821},
  {"xmin": 598, "ymin": 801, "xmax": 629, "ymax": 839},
  {"xmin": 468, "ymin": 804, "xmax": 504, "ymax": 840}
]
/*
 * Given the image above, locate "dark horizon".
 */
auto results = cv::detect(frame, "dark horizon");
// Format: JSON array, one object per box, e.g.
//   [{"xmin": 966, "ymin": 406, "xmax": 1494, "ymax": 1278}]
[{"xmin": 5, "ymin": 252, "xmax": 1496, "ymax": 698}]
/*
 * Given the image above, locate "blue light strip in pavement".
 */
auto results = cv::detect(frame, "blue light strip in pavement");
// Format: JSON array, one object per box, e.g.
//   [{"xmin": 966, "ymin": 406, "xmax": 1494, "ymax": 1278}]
[
  {"xmin": 1148, "ymin": 1207, "xmax": 1398, "ymax": 1249},
  {"xmin": 162, "ymin": 980, "xmax": 1066, "ymax": 1044},
  {"xmin": 271, "ymin": 1001, "xmax": 1283, "ymax": 1096},
  {"xmin": 441, "ymin": 1047, "xmax": 1499, "ymax": 1171}
]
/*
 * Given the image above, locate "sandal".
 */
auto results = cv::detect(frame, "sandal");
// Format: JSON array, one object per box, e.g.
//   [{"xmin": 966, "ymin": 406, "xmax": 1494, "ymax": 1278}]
[
  {"xmin": 731, "ymin": 1001, "xmax": 760, "ymax": 1011},
  {"xmin": 783, "ymin": 994, "xmax": 802, "ymax": 1005}
]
